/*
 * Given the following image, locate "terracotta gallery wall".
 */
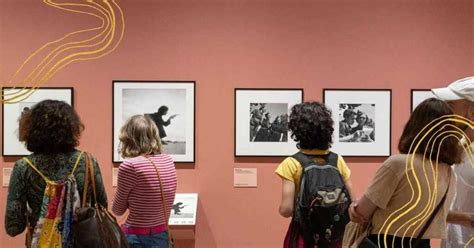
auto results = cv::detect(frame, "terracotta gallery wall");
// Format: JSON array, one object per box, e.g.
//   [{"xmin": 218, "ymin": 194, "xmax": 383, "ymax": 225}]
[{"xmin": 0, "ymin": 0, "xmax": 472, "ymax": 247}]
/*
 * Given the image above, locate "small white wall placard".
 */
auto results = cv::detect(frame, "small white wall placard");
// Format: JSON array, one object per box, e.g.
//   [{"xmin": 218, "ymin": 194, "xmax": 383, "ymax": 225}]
[
  {"xmin": 234, "ymin": 168, "xmax": 257, "ymax": 187},
  {"xmin": 112, "ymin": 168, "xmax": 118, "ymax": 187},
  {"xmin": 3, "ymin": 168, "xmax": 12, "ymax": 187},
  {"xmin": 169, "ymin": 193, "xmax": 198, "ymax": 225}
]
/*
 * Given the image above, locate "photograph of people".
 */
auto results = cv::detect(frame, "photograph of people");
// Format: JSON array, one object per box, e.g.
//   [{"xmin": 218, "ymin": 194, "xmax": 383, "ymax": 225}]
[
  {"xmin": 249, "ymin": 103, "xmax": 289, "ymax": 142},
  {"xmin": 339, "ymin": 104, "xmax": 375, "ymax": 143}
]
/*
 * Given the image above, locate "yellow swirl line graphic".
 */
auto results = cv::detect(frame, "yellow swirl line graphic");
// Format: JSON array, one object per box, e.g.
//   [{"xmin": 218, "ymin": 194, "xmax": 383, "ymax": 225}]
[
  {"xmin": 377, "ymin": 115, "xmax": 473, "ymax": 248},
  {"xmin": 401, "ymin": 126, "xmax": 466, "ymax": 243},
  {"xmin": 465, "ymin": 237, "xmax": 474, "ymax": 248},
  {"xmin": 1, "ymin": 0, "xmax": 125, "ymax": 104}
]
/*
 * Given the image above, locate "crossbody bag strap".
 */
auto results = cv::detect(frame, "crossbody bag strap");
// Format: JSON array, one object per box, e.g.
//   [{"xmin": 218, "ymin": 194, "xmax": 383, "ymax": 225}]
[
  {"xmin": 87, "ymin": 153, "xmax": 99, "ymax": 206},
  {"xmin": 82, "ymin": 153, "xmax": 91, "ymax": 207},
  {"xmin": 145, "ymin": 156, "xmax": 174, "ymax": 245},
  {"xmin": 414, "ymin": 168, "xmax": 452, "ymax": 248}
]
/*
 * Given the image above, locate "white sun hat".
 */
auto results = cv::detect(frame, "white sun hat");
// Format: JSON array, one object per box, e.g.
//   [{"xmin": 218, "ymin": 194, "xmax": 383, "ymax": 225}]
[{"xmin": 432, "ymin": 76, "xmax": 474, "ymax": 102}]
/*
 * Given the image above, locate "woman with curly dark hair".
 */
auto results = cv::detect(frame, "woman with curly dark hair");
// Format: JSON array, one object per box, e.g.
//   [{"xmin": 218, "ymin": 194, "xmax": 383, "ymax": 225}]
[
  {"xmin": 275, "ymin": 101, "xmax": 354, "ymax": 248},
  {"xmin": 5, "ymin": 100, "xmax": 108, "ymax": 246}
]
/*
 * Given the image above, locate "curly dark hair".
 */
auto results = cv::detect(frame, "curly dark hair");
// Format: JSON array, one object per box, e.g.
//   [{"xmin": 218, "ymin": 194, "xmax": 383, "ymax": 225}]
[
  {"xmin": 288, "ymin": 101, "xmax": 334, "ymax": 150},
  {"xmin": 19, "ymin": 100, "xmax": 84, "ymax": 154}
]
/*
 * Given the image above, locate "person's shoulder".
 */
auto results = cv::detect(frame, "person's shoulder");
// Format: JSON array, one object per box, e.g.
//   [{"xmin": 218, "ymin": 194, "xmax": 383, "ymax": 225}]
[
  {"xmin": 382, "ymin": 154, "xmax": 410, "ymax": 170},
  {"xmin": 14, "ymin": 157, "xmax": 29, "ymax": 169},
  {"xmin": 155, "ymin": 153, "xmax": 175, "ymax": 164}
]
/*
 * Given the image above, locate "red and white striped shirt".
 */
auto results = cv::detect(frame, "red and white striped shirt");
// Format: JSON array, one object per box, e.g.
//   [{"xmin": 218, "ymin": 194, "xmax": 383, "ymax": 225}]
[{"xmin": 112, "ymin": 154, "xmax": 177, "ymax": 227}]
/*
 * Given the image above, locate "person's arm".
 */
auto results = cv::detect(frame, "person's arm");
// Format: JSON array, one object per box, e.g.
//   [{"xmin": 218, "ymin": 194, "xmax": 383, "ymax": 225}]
[
  {"xmin": 5, "ymin": 161, "xmax": 28, "ymax": 236},
  {"xmin": 337, "ymin": 156, "xmax": 355, "ymax": 200},
  {"xmin": 349, "ymin": 196, "xmax": 378, "ymax": 224},
  {"xmin": 91, "ymin": 156, "xmax": 108, "ymax": 208},
  {"xmin": 275, "ymin": 157, "xmax": 299, "ymax": 218},
  {"xmin": 279, "ymin": 179, "xmax": 295, "ymax": 218},
  {"xmin": 112, "ymin": 161, "xmax": 137, "ymax": 216},
  {"xmin": 447, "ymin": 211, "xmax": 474, "ymax": 227},
  {"xmin": 350, "ymin": 157, "xmax": 400, "ymax": 224}
]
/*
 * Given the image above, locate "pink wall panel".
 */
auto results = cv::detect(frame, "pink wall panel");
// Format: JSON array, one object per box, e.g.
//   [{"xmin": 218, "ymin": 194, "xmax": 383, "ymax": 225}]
[{"xmin": 0, "ymin": 0, "xmax": 472, "ymax": 247}]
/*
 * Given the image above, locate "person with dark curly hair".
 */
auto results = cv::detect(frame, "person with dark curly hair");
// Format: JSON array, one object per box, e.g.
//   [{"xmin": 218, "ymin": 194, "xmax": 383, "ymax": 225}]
[
  {"xmin": 4, "ymin": 100, "xmax": 108, "ymax": 245},
  {"xmin": 275, "ymin": 101, "xmax": 354, "ymax": 248}
]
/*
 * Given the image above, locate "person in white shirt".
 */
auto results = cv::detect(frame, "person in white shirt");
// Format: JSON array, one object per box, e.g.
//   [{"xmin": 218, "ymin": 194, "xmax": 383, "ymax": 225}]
[{"xmin": 432, "ymin": 76, "xmax": 474, "ymax": 248}]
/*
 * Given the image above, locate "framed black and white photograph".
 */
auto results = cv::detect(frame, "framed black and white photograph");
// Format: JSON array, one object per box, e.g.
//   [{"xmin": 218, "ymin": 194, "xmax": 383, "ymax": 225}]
[
  {"xmin": 323, "ymin": 89, "xmax": 391, "ymax": 157},
  {"xmin": 113, "ymin": 81, "xmax": 195, "ymax": 163},
  {"xmin": 2, "ymin": 87, "xmax": 74, "ymax": 156},
  {"xmin": 169, "ymin": 193, "xmax": 198, "ymax": 226},
  {"xmin": 235, "ymin": 88, "xmax": 303, "ymax": 156},
  {"xmin": 411, "ymin": 89, "xmax": 435, "ymax": 112}
]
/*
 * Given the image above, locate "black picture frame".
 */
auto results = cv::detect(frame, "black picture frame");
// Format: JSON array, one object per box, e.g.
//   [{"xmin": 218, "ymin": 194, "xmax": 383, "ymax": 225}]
[
  {"xmin": 2, "ymin": 87, "xmax": 74, "ymax": 157},
  {"xmin": 323, "ymin": 88, "xmax": 392, "ymax": 157},
  {"xmin": 112, "ymin": 80, "xmax": 196, "ymax": 163},
  {"xmin": 234, "ymin": 88, "xmax": 304, "ymax": 157}
]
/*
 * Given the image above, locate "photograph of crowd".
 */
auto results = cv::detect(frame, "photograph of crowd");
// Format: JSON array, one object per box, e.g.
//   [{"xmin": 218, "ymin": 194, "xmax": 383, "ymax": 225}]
[
  {"xmin": 249, "ymin": 103, "xmax": 288, "ymax": 142},
  {"xmin": 338, "ymin": 103, "xmax": 375, "ymax": 143}
]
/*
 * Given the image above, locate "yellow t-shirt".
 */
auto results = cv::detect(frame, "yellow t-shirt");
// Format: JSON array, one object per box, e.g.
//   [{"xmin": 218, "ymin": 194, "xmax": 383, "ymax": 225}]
[{"xmin": 275, "ymin": 149, "xmax": 351, "ymax": 188}]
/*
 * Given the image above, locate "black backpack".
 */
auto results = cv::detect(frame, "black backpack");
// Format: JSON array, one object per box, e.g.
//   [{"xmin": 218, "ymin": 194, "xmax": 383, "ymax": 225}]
[{"xmin": 288, "ymin": 152, "xmax": 351, "ymax": 248}]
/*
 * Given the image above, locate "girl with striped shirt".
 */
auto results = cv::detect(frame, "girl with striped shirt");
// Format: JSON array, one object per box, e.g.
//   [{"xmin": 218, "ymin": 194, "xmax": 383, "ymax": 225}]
[{"xmin": 112, "ymin": 115, "xmax": 177, "ymax": 248}]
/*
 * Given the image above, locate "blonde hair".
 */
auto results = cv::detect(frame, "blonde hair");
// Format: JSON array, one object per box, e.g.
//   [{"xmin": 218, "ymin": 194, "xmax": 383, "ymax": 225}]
[{"xmin": 119, "ymin": 115, "xmax": 162, "ymax": 158}]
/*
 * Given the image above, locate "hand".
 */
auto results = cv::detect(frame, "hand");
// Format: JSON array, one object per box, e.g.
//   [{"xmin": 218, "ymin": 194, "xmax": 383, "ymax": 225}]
[
  {"xmin": 349, "ymin": 201, "xmax": 368, "ymax": 224},
  {"xmin": 354, "ymin": 130, "xmax": 364, "ymax": 137},
  {"xmin": 170, "ymin": 114, "xmax": 178, "ymax": 119}
]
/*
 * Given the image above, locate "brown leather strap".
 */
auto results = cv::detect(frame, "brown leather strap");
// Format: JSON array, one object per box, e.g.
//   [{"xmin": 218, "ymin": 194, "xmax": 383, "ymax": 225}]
[
  {"xmin": 82, "ymin": 153, "xmax": 90, "ymax": 207},
  {"xmin": 145, "ymin": 156, "xmax": 174, "ymax": 245},
  {"xmin": 87, "ymin": 153, "xmax": 99, "ymax": 206}
]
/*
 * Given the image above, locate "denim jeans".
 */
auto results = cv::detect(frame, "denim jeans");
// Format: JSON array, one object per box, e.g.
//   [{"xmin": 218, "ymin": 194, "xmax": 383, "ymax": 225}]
[{"xmin": 125, "ymin": 231, "xmax": 169, "ymax": 248}]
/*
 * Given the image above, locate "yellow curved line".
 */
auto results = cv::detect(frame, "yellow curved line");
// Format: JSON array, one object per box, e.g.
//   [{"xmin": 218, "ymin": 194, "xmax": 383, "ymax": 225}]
[
  {"xmin": 465, "ymin": 237, "xmax": 474, "ymax": 248},
  {"xmin": 2, "ymin": 0, "xmax": 108, "ymax": 102},
  {"xmin": 38, "ymin": 0, "xmax": 124, "ymax": 85},
  {"xmin": 24, "ymin": 0, "xmax": 110, "ymax": 86},
  {"xmin": 398, "ymin": 126, "xmax": 472, "ymax": 247},
  {"xmin": 401, "ymin": 126, "xmax": 465, "ymax": 243},
  {"xmin": 2, "ymin": 0, "xmax": 105, "ymax": 96},
  {"xmin": 408, "ymin": 129, "xmax": 473, "ymax": 241},
  {"xmin": 402, "ymin": 133, "xmax": 463, "ymax": 246},
  {"xmin": 379, "ymin": 115, "xmax": 473, "ymax": 248},
  {"xmin": 2, "ymin": 0, "xmax": 124, "ymax": 103},
  {"xmin": 2, "ymin": 1, "xmax": 125, "ymax": 103},
  {"xmin": 38, "ymin": 0, "xmax": 121, "ymax": 84},
  {"xmin": 384, "ymin": 115, "xmax": 473, "ymax": 246}
]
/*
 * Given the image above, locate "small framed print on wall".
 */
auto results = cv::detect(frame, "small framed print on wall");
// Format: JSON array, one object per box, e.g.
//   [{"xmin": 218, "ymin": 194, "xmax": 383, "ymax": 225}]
[
  {"xmin": 411, "ymin": 89, "xmax": 435, "ymax": 112},
  {"xmin": 323, "ymin": 89, "xmax": 391, "ymax": 157},
  {"xmin": 2, "ymin": 87, "xmax": 74, "ymax": 156},
  {"xmin": 113, "ymin": 81, "xmax": 195, "ymax": 163},
  {"xmin": 234, "ymin": 88, "xmax": 303, "ymax": 156}
]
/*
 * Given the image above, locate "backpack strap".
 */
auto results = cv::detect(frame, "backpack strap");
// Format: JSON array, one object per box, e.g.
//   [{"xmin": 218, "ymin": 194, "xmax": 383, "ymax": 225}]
[
  {"xmin": 23, "ymin": 158, "xmax": 51, "ymax": 184},
  {"xmin": 292, "ymin": 151, "xmax": 339, "ymax": 168},
  {"xmin": 292, "ymin": 152, "xmax": 315, "ymax": 169},
  {"xmin": 326, "ymin": 152, "xmax": 338, "ymax": 168},
  {"xmin": 23, "ymin": 151, "xmax": 84, "ymax": 185},
  {"xmin": 70, "ymin": 152, "xmax": 84, "ymax": 176}
]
